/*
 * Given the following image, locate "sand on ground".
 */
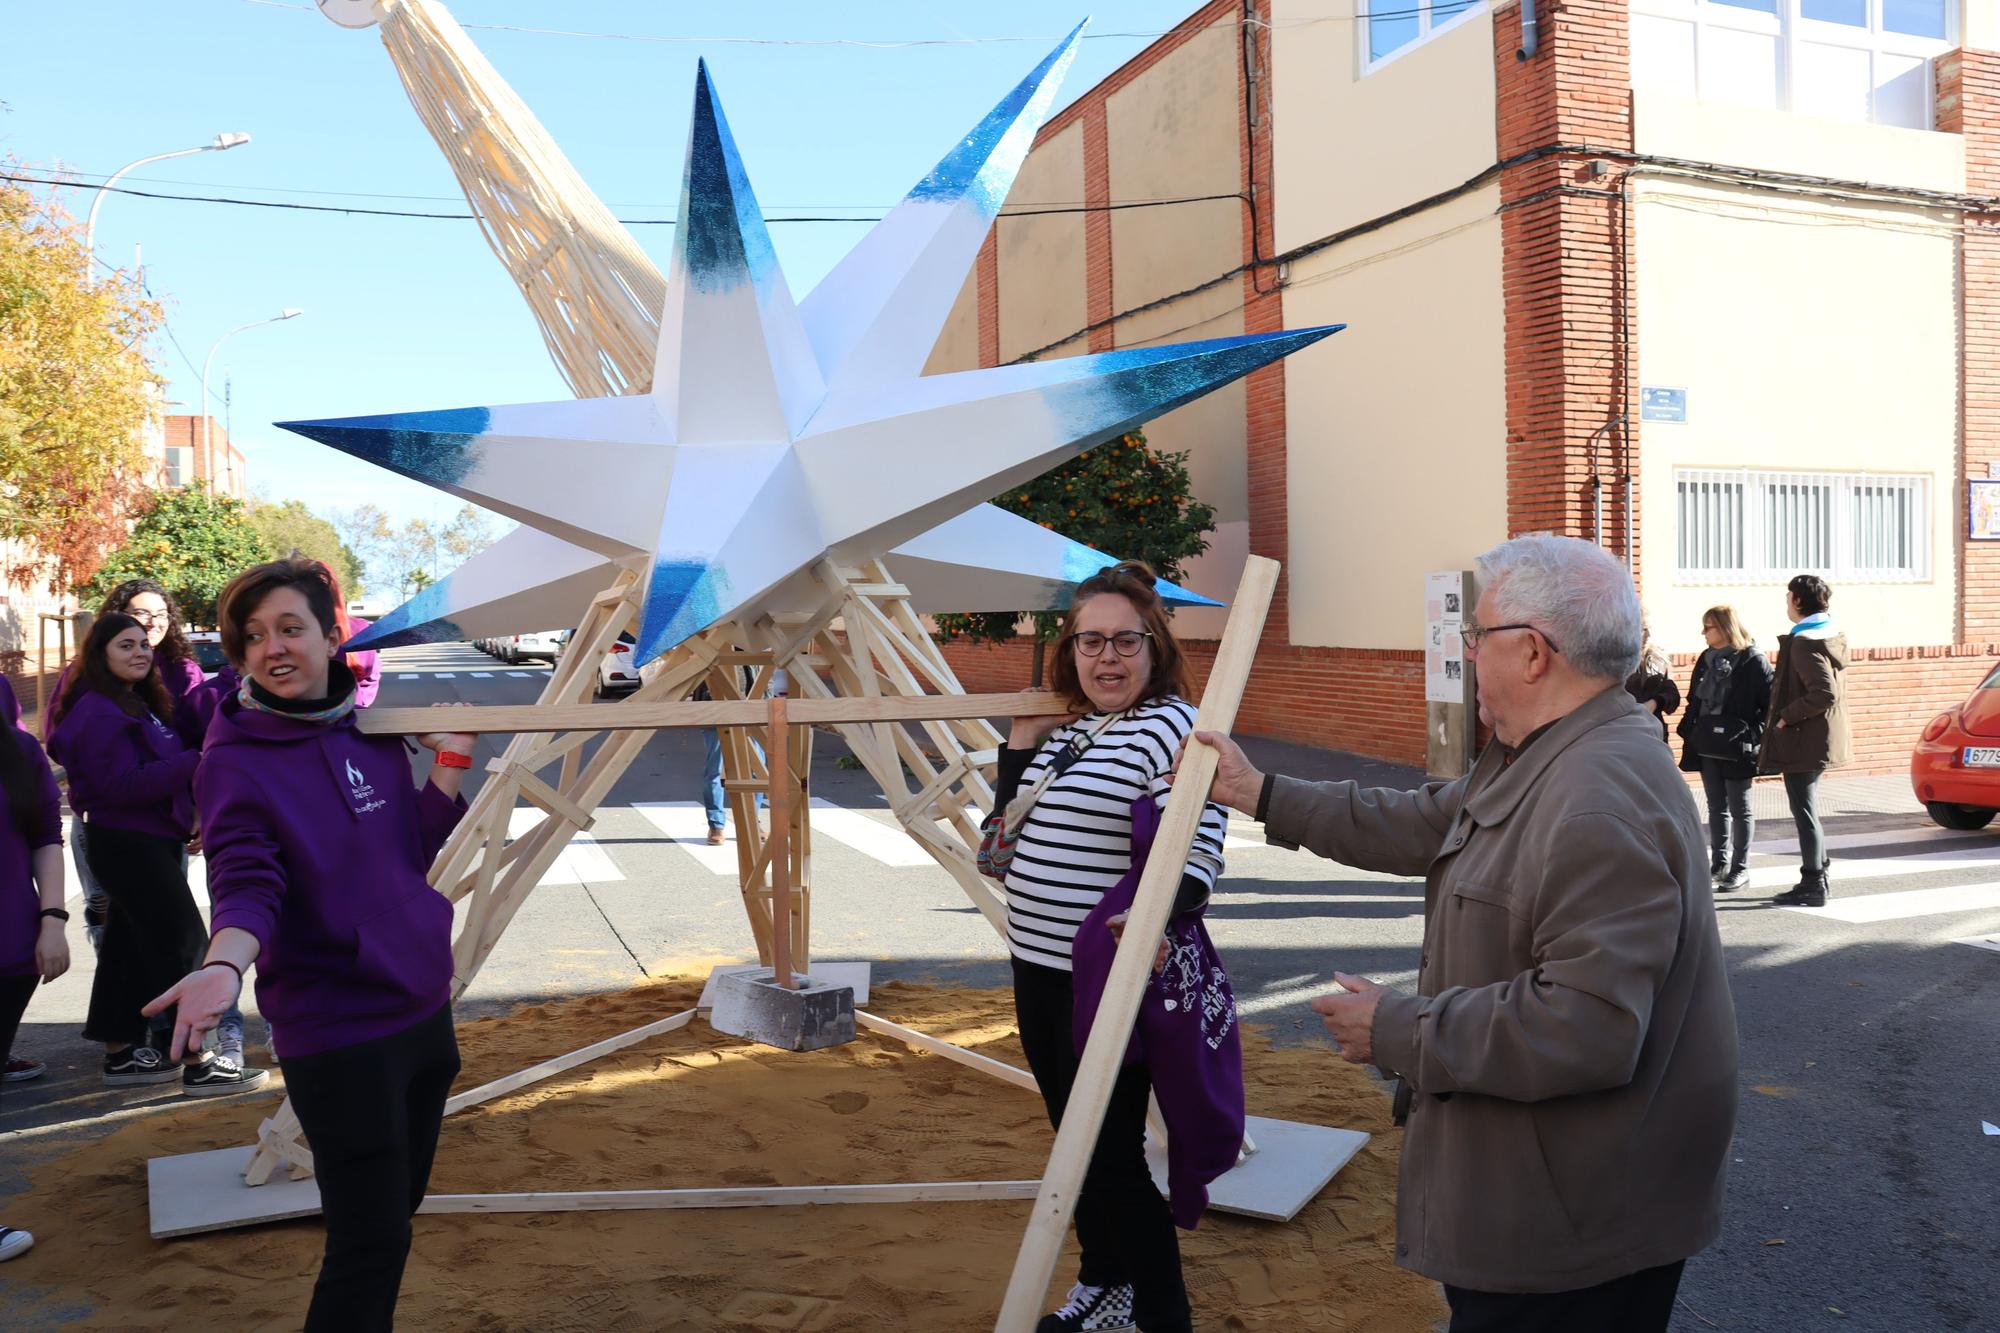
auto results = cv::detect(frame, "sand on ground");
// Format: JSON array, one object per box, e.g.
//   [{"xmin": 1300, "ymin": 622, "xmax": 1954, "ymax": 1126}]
[{"xmin": 5, "ymin": 975, "xmax": 1445, "ymax": 1331}]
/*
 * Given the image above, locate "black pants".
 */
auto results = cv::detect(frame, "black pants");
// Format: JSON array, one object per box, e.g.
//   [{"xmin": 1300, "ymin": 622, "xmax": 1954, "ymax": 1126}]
[
  {"xmin": 0, "ymin": 973, "xmax": 37, "ymax": 1107},
  {"xmin": 1445, "ymin": 1259, "xmax": 1685, "ymax": 1333},
  {"xmin": 284, "ymin": 1003, "xmax": 460, "ymax": 1333},
  {"xmin": 1012, "ymin": 956, "xmax": 1190, "ymax": 1333},
  {"xmin": 81, "ymin": 824, "xmax": 205, "ymax": 1048},
  {"xmin": 1697, "ymin": 760, "xmax": 1754, "ymax": 876},
  {"xmin": 1783, "ymin": 770, "xmax": 1827, "ymax": 875}
]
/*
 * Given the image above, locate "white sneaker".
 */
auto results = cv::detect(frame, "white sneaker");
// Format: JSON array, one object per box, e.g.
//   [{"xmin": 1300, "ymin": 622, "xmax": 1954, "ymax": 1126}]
[
  {"xmin": 1036, "ymin": 1282, "xmax": 1136, "ymax": 1332},
  {"xmin": 0, "ymin": 1226, "xmax": 33, "ymax": 1262}
]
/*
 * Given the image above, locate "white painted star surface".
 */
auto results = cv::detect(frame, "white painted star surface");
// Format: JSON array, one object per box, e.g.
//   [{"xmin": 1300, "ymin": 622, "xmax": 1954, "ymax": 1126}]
[{"xmin": 284, "ymin": 31, "xmax": 1341, "ymax": 660}]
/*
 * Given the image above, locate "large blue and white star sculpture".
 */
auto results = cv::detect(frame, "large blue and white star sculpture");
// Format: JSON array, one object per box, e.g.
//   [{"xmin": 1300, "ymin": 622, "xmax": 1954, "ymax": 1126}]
[{"xmin": 283, "ymin": 30, "xmax": 1342, "ymax": 663}]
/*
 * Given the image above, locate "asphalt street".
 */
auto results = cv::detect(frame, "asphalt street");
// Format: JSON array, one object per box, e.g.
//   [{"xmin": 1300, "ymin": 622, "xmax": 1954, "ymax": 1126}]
[{"xmin": 3, "ymin": 641, "xmax": 1996, "ymax": 1331}]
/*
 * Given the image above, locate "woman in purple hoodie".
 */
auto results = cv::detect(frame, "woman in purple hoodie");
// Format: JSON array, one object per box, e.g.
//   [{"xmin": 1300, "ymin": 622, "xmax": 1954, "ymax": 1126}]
[
  {"xmin": 0, "ymin": 676, "xmax": 68, "ymax": 1262},
  {"xmin": 148, "ymin": 558, "xmax": 473, "ymax": 1331},
  {"xmin": 46, "ymin": 615, "xmax": 264, "ymax": 1094}
]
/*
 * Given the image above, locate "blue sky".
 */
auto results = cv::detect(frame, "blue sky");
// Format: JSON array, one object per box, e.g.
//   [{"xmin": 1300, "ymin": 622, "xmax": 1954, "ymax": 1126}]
[{"xmin": 1, "ymin": 0, "xmax": 1204, "ymax": 541}]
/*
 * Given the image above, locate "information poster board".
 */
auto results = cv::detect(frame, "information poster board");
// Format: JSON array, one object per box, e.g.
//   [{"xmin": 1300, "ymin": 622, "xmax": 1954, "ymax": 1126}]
[{"xmin": 1425, "ymin": 570, "xmax": 1465, "ymax": 705}]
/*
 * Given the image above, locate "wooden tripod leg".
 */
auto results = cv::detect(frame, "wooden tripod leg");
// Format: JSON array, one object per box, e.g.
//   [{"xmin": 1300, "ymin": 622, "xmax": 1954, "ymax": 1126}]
[{"xmin": 768, "ymin": 697, "xmax": 793, "ymax": 989}]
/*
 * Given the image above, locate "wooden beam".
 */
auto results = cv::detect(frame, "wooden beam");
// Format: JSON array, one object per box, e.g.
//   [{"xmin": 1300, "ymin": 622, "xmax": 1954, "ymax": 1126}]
[
  {"xmin": 356, "ymin": 691, "xmax": 1073, "ymax": 737},
  {"xmin": 417, "ymin": 1180, "xmax": 1041, "ymax": 1215},
  {"xmin": 854, "ymin": 1011, "xmax": 1037, "ymax": 1093},
  {"xmin": 995, "ymin": 555, "xmax": 1279, "ymax": 1332},
  {"xmin": 768, "ymin": 697, "xmax": 794, "ymax": 990},
  {"xmin": 443, "ymin": 1009, "xmax": 695, "ymax": 1116}
]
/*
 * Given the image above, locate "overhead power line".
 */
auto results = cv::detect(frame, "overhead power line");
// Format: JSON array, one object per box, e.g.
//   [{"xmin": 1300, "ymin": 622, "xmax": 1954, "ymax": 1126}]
[{"xmin": 1, "ymin": 171, "xmax": 1247, "ymax": 225}]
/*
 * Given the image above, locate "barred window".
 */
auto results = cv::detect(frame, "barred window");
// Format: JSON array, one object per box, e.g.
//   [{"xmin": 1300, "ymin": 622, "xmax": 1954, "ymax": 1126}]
[{"xmin": 1675, "ymin": 468, "xmax": 1929, "ymax": 583}]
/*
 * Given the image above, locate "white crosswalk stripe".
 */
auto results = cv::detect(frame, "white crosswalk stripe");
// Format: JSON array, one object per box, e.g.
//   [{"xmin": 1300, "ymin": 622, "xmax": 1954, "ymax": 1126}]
[
  {"xmin": 506, "ymin": 808, "xmax": 623, "ymax": 886},
  {"xmin": 1788, "ymin": 882, "xmax": 2000, "ymax": 924},
  {"xmin": 1744, "ymin": 846, "xmax": 2000, "ymax": 891},
  {"xmin": 397, "ymin": 673, "xmax": 419, "ymax": 680},
  {"xmin": 470, "ymin": 672, "xmax": 493, "ymax": 678},
  {"xmin": 1756, "ymin": 824, "xmax": 1981, "ymax": 856},
  {"xmin": 506, "ymin": 671, "xmax": 532, "ymax": 677},
  {"xmin": 806, "ymin": 799, "xmax": 935, "ymax": 866},
  {"xmin": 630, "ymin": 801, "xmax": 740, "ymax": 874},
  {"xmin": 1955, "ymin": 933, "xmax": 2000, "ymax": 954}
]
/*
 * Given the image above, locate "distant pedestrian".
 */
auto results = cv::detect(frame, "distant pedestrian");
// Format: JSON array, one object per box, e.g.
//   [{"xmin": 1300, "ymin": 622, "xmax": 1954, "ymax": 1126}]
[
  {"xmin": 46, "ymin": 614, "xmax": 265, "ymax": 1095},
  {"xmin": 697, "ymin": 667, "xmax": 765, "ymax": 846},
  {"xmin": 1759, "ymin": 575, "xmax": 1851, "ymax": 906},
  {"xmin": 1624, "ymin": 625, "xmax": 1680, "ymax": 742},
  {"xmin": 1677, "ymin": 606, "xmax": 1773, "ymax": 894},
  {"xmin": 147, "ymin": 558, "xmax": 473, "ymax": 1331}
]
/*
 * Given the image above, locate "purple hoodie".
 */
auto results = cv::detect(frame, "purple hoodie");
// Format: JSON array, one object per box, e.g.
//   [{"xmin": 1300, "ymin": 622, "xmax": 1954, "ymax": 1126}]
[
  {"xmin": 43, "ymin": 657, "xmax": 204, "ymax": 743},
  {"xmin": 198, "ymin": 692, "xmax": 464, "ymax": 1058},
  {"xmin": 46, "ymin": 690, "xmax": 198, "ymax": 840},
  {"xmin": 345, "ymin": 617, "xmax": 382, "ymax": 709},
  {"xmin": 0, "ymin": 727, "xmax": 62, "ymax": 977},
  {"xmin": 1, "ymin": 674, "xmax": 21, "ymax": 730}
]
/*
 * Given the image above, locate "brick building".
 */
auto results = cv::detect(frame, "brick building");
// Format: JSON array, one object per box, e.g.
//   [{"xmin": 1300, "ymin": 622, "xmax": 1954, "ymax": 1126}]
[
  {"xmin": 929, "ymin": 0, "xmax": 1996, "ymax": 775},
  {"xmin": 162, "ymin": 414, "xmax": 248, "ymax": 502}
]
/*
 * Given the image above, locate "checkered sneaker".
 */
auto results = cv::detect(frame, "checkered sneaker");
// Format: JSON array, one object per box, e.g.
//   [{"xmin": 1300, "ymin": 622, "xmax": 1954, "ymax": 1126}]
[{"xmin": 1035, "ymin": 1282, "xmax": 1137, "ymax": 1333}]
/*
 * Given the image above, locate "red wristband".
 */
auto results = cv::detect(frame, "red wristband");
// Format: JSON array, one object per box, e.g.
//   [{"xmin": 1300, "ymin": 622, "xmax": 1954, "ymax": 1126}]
[{"xmin": 434, "ymin": 748, "xmax": 473, "ymax": 770}]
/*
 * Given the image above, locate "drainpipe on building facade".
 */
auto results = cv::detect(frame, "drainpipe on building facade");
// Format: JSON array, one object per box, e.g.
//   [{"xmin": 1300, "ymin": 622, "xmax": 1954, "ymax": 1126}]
[{"xmin": 1517, "ymin": 0, "xmax": 1539, "ymax": 59}]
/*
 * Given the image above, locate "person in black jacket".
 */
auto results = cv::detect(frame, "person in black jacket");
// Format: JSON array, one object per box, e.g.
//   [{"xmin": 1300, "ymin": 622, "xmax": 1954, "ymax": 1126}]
[
  {"xmin": 1677, "ymin": 606, "xmax": 1774, "ymax": 893},
  {"xmin": 1624, "ymin": 624, "xmax": 1680, "ymax": 742}
]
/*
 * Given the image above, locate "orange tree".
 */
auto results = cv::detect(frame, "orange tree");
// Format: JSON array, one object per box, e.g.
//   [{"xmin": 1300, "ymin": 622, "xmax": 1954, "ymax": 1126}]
[
  {"xmin": 84, "ymin": 482, "xmax": 267, "ymax": 626},
  {"xmin": 933, "ymin": 429, "xmax": 1216, "ymax": 686}
]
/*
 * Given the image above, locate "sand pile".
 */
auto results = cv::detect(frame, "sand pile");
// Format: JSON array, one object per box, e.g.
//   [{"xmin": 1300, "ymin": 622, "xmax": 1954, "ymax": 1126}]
[{"xmin": 5, "ymin": 976, "xmax": 1444, "ymax": 1331}]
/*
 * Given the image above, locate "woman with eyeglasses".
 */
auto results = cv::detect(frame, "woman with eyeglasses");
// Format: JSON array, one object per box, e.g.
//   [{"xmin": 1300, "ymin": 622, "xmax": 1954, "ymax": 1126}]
[
  {"xmin": 43, "ymin": 580, "xmax": 203, "ymax": 957},
  {"xmin": 45, "ymin": 614, "xmax": 266, "ymax": 1095},
  {"xmin": 996, "ymin": 561, "xmax": 1229, "ymax": 1333}
]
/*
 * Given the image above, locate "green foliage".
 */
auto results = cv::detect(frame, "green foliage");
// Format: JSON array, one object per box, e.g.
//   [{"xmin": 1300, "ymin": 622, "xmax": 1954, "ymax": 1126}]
[
  {"xmin": 83, "ymin": 482, "xmax": 266, "ymax": 625},
  {"xmin": 247, "ymin": 498, "xmax": 362, "ymax": 593},
  {"xmin": 933, "ymin": 429, "xmax": 1217, "ymax": 663}
]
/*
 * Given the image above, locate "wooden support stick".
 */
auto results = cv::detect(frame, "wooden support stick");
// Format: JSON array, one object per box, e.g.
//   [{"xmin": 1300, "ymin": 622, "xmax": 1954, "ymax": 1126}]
[
  {"xmin": 855, "ymin": 1012, "xmax": 1038, "ymax": 1093},
  {"xmin": 768, "ymin": 697, "xmax": 793, "ymax": 989},
  {"xmin": 443, "ymin": 1009, "xmax": 695, "ymax": 1116},
  {"xmin": 357, "ymin": 691, "xmax": 1072, "ymax": 736},
  {"xmin": 418, "ymin": 1179, "xmax": 1041, "ymax": 1215},
  {"xmin": 994, "ymin": 555, "xmax": 1279, "ymax": 1333}
]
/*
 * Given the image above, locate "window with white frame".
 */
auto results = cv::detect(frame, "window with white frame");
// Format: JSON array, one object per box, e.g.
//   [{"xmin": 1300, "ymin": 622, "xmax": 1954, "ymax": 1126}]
[
  {"xmin": 1631, "ymin": 0, "xmax": 1954, "ymax": 129},
  {"xmin": 1675, "ymin": 467, "xmax": 1931, "ymax": 582},
  {"xmin": 163, "ymin": 446, "xmax": 193, "ymax": 489},
  {"xmin": 1361, "ymin": 0, "xmax": 1487, "ymax": 72}
]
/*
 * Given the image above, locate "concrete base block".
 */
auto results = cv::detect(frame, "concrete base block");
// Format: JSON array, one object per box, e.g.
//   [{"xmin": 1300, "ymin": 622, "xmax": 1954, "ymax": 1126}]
[
  {"xmin": 706, "ymin": 967, "xmax": 856, "ymax": 1051},
  {"xmin": 697, "ymin": 960, "xmax": 871, "ymax": 1010}
]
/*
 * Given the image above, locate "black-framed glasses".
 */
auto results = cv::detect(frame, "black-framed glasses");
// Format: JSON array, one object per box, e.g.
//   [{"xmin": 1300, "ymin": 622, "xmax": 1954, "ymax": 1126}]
[
  {"xmin": 127, "ymin": 609, "xmax": 169, "ymax": 625},
  {"xmin": 1069, "ymin": 630, "xmax": 1154, "ymax": 658},
  {"xmin": 1462, "ymin": 622, "xmax": 1561, "ymax": 655}
]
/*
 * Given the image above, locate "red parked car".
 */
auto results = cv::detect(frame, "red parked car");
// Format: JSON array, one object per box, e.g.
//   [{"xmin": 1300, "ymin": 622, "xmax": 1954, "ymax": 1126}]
[{"xmin": 1912, "ymin": 664, "xmax": 2000, "ymax": 829}]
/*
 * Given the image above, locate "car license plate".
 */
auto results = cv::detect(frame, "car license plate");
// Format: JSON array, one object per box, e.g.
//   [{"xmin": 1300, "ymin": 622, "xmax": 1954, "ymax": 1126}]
[{"xmin": 1965, "ymin": 747, "xmax": 2000, "ymax": 767}]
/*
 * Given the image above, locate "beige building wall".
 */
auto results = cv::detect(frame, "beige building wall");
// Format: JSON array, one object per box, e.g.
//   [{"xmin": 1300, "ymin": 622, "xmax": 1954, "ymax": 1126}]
[
  {"xmin": 1283, "ymin": 185, "xmax": 1510, "ymax": 650},
  {"xmin": 1270, "ymin": 0, "xmax": 1499, "ymax": 253},
  {"xmin": 1633, "ymin": 159, "xmax": 1961, "ymax": 653},
  {"xmin": 997, "ymin": 124, "xmax": 1087, "ymax": 364},
  {"xmin": 1105, "ymin": 23, "xmax": 1250, "ymax": 638},
  {"xmin": 923, "ymin": 272, "xmax": 979, "ymax": 377}
]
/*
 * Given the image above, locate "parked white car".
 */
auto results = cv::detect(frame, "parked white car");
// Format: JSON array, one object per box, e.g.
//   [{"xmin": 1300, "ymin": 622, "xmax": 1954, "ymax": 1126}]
[
  {"xmin": 596, "ymin": 632, "xmax": 640, "ymax": 695},
  {"xmin": 504, "ymin": 629, "xmax": 564, "ymax": 664}
]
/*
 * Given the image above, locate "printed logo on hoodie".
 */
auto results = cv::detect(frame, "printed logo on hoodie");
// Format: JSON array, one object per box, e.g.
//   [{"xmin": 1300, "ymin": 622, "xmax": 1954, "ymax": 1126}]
[{"xmin": 344, "ymin": 754, "xmax": 386, "ymax": 818}]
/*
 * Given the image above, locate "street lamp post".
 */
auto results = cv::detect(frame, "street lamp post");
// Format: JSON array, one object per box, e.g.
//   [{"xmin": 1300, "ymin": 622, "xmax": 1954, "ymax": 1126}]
[
  {"xmin": 82, "ymin": 133, "xmax": 251, "ymax": 275},
  {"xmin": 202, "ymin": 309, "xmax": 303, "ymax": 495}
]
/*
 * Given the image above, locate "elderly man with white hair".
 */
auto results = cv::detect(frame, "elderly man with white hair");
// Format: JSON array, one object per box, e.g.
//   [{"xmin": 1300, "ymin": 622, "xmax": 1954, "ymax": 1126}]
[{"xmin": 1189, "ymin": 534, "xmax": 1738, "ymax": 1333}]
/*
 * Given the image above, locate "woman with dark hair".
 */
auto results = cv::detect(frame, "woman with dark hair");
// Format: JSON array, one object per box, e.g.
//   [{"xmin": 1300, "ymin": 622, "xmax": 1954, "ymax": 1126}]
[
  {"xmin": 994, "ymin": 561, "xmax": 1230, "ymax": 1333},
  {"xmin": 1678, "ymin": 606, "xmax": 1773, "ymax": 893},
  {"xmin": 0, "ymin": 671, "xmax": 68, "ymax": 1260},
  {"xmin": 1760, "ymin": 574, "xmax": 1851, "ymax": 906},
  {"xmin": 46, "ymin": 615, "xmax": 265, "ymax": 1093},
  {"xmin": 45, "ymin": 579, "xmax": 202, "ymax": 957},
  {"xmin": 148, "ymin": 558, "xmax": 473, "ymax": 1331},
  {"xmin": 1624, "ymin": 624, "xmax": 1680, "ymax": 742}
]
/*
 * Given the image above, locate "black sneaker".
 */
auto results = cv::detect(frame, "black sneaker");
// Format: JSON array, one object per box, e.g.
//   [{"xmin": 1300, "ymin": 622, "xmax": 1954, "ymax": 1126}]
[
  {"xmin": 103, "ymin": 1046, "xmax": 183, "ymax": 1086},
  {"xmin": 181, "ymin": 1054, "xmax": 271, "ymax": 1097},
  {"xmin": 1036, "ymin": 1282, "xmax": 1136, "ymax": 1332}
]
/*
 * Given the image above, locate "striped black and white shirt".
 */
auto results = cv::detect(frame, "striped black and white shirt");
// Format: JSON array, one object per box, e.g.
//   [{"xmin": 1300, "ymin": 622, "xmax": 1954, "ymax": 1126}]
[{"xmin": 1000, "ymin": 696, "xmax": 1228, "ymax": 972}]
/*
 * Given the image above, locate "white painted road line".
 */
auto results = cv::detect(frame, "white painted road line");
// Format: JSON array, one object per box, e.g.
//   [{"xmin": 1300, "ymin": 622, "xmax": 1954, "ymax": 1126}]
[
  {"xmin": 398, "ymin": 673, "xmax": 419, "ymax": 680},
  {"xmin": 1955, "ymin": 934, "xmax": 2000, "ymax": 953},
  {"xmin": 506, "ymin": 671, "xmax": 532, "ymax": 677},
  {"xmin": 1787, "ymin": 882, "xmax": 2000, "ymax": 924},
  {"xmin": 1757, "ymin": 824, "xmax": 1978, "ymax": 856},
  {"xmin": 808, "ymin": 799, "xmax": 935, "ymax": 866},
  {"xmin": 630, "ymin": 801, "xmax": 740, "ymax": 875},
  {"xmin": 470, "ymin": 672, "xmax": 493, "ymax": 678},
  {"xmin": 435, "ymin": 673, "xmax": 456, "ymax": 679},
  {"xmin": 1745, "ymin": 846, "xmax": 2000, "ymax": 891},
  {"xmin": 505, "ymin": 807, "xmax": 623, "ymax": 886}
]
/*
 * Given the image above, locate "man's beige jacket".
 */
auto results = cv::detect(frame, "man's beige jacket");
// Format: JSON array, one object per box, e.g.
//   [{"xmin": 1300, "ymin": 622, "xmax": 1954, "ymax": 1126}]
[{"xmin": 1265, "ymin": 685, "xmax": 1738, "ymax": 1294}]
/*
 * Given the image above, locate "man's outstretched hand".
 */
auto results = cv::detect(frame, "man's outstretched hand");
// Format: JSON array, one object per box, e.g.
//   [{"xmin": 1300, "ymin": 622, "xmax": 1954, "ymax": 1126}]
[{"xmin": 1169, "ymin": 729, "xmax": 1266, "ymax": 816}]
